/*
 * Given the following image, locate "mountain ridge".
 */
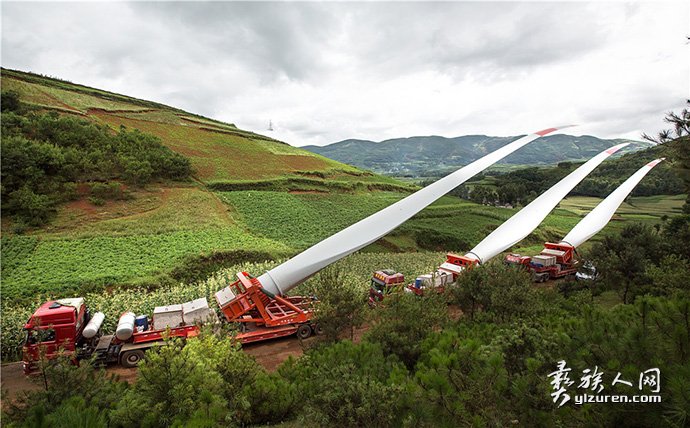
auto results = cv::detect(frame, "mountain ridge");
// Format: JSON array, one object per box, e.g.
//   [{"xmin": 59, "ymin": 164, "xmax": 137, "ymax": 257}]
[{"xmin": 304, "ymin": 134, "xmax": 649, "ymax": 176}]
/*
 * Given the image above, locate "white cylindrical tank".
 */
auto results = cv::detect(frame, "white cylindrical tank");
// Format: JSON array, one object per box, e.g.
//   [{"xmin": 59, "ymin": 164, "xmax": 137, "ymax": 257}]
[
  {"xmin": 83, "ymin": 312, "xmax": 105, "ymax": 339},
  {"xmin": 116, "ymin": 312, "xmax": 136, "ymax": 341}
]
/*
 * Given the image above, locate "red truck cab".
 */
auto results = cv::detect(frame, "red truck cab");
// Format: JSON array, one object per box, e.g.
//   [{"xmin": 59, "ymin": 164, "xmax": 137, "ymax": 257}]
[
  {"xmin": 22, "ymin": 298, "xmax": 86, "ymax": 374},
  {"xmin": 369, "ymin": 270, "xmax": 405, "ymax": 305}
]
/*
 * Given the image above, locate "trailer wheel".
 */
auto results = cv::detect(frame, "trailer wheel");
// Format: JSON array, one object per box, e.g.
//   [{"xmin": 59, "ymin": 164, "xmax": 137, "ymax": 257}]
[
  {"xmin": 121, "ymin": 350, "xmax": 145, "ymax": 368},
  {"xmin": 296, "ymin": 324, "xmax": 312, "ymax": 339},
  {"xmin": 313, "ymin": 324, "xmax": 324, "ymax": 335}
]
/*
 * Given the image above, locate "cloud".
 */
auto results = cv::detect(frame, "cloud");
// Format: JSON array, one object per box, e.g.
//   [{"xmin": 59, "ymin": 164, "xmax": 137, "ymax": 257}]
[{"xmin": 1, "ymin": 2, "xmax": 687, "ymax": 146}]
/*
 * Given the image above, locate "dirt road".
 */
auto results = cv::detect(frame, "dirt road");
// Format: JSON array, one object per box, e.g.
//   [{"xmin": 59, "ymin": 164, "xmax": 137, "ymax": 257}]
[{"xmin": 1, "ymin": 335, "xmax": 308, "ymax": 401}]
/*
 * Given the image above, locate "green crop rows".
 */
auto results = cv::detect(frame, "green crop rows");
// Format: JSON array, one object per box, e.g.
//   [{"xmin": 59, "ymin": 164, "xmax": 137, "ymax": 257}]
[
  {"xmin": 217, "ymin": 191, "xmax": 405, "ymax": 248},
  {"xmin": 1, "ymin": 228, "xmax": 290, "ymax": 300}
]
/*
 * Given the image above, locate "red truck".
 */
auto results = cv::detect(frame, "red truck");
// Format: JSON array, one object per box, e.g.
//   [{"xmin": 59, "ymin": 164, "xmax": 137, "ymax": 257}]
[
  {"xmin": 505, "ymin": 242, "xmax": 578, "ymax": 282},
  {"xmin": 22, "ymin": 272, "xmax": 317, "ymax": 373},
  {"xmin": 368, "ymin": 270, "xmax": 405, "ymax": 305}
]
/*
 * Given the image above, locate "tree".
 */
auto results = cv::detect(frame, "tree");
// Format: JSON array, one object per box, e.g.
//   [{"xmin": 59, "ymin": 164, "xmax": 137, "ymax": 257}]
[
  {"xmin": 452, "ymin": 261, "xmax": 541, "ymax": 323},
  {"xmin": 365, "ymin": 292, "xmax": 448, "ymax": 368},
  {"xmin": 283, "ymin": 340, "xmax": 407, "ymax": 427},
  {"xmin": 312, "ymin": 267, "xmax": 367, "ymax": 342},
  {"xmin": 592, "ymin": 223, "xmax": 663, "ymax": 303},
  {"xmin": 643, "ymin": 101, "xmax": 690, "ymax": 212},
  {"xmin": 111, "ymin": 337, "xmax": 227, "ymax": 427},
  {"xmin": 646, "ymin": 255, "xmax": 690, "ymax": 296}
]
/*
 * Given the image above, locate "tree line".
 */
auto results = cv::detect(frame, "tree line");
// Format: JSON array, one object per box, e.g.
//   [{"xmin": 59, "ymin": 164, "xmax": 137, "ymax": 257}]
[{"xmin": 1, "ymin": 91, "xmax": 193, "ymax": 227}]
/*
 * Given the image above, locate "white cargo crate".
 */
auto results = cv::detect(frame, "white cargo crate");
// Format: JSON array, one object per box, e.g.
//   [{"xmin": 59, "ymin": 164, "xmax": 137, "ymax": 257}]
[
  {"xmin": 532, "ymin": 255, "xmax": 556, "ymax": 267},
  {"xmin": 153, "ymin": 304, "xmax": 183, "ymax": 330},
  {"xmin": 182, "ymin": 298, "xmax": 213, "ymax": 324}
]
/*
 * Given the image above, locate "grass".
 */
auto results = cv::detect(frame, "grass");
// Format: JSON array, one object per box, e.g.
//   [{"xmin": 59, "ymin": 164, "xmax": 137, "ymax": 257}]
[
  {"xmin": 217, "ymin": 191, "xmax": 405, "ymax": 248},
  {"xmin": 47, "ymin": 186, "xmax": 237, "ymax": 237},
  {"xmin": 1, "ymin": 227, "xmax": 290, "ymax": 300}
]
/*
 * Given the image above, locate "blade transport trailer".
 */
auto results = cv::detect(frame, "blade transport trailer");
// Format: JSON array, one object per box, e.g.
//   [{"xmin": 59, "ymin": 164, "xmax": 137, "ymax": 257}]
[
  {"xmin": 380, "ymin": 143, "xmax": 626, "ymax": 297},
  {"xmin": 505, "ymin": 159, "xmax": 665, "ymax": 283}
]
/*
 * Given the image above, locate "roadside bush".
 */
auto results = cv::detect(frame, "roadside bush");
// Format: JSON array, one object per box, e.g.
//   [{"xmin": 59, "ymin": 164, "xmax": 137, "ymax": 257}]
[
  {"xmin": 284, "ymin": 341, "xmax": 407, "ymax": 427},
  {"xmin": 365, "ymin": 292, "xmax": 449, "ymax": 368}
]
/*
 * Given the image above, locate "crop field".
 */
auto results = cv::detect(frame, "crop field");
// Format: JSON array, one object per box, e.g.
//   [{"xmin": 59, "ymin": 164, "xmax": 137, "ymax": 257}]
[
  {"xmin": 49, "ymin": 186, "xmax": 237, "ymax": 237},
  {"xmin": 1, "ymin": 76, "xmax": 144, "ymax": 113},
  {"xmin": 0, "ymin": 252, "xmax": 445, "ymax": 360},
  {"xmin": 557, "ymin": 194, "xmax": 686, "ymax": 218},
  {"xmin": 89, "ymin": 110, "xmax": 336, "ymax": 182},
  {"xmin": 217, "ymin": 190, "xmax": 405, "ymax": 248},
  {"xmin": 1, "ymin": 227, "xmax": 290, "ymax": 300}
]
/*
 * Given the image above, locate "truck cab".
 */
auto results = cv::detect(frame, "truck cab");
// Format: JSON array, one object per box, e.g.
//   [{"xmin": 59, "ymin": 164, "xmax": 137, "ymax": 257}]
[
  {"xmin": 369, "ymin": 270, "xmax": 405, "ymax": 305},
  {"xmin": 22, "ymin": 298, "xmax": 87, "ymax": 374}
]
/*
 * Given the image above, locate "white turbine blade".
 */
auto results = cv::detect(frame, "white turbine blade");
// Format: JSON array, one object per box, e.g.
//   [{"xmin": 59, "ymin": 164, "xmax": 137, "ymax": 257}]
[
  {"xmin": 560, "ymin": 158, "xmax": 664, "ymax": 248},
  {"xmin": 257, "ymin": 126, "xmax": 572, "ymax": 295},
  {"xmin": 466, "ymin": 143, "xmax": 629, "ymax": 263}
]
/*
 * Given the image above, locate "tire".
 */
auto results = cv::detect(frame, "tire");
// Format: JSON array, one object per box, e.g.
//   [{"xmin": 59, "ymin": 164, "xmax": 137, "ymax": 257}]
[
  {"xmin": 313, "ymin": 324, "xmax": 324, "ymax": 335},
  {"xmin": 121, "ymin": 350, "xmax": 146, "ymax": 368},
  {"xmin": 296, "ymin": 324, "xmax": 312, "ymax": 340}
]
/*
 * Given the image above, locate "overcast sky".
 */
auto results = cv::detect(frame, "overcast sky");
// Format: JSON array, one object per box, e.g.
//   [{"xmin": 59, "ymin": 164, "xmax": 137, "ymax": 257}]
[{"xmin": 2, "ymin": 1, "xmax": 688, "ymax": 146}]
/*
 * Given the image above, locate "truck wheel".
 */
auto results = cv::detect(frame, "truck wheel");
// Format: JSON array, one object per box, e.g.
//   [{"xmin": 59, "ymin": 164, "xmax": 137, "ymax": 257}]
[
  {"xmin": 121, "ymin": 350, "xmax": 145, "ymax": 368},
  {"xmin": 296, "ymin": 324, "xmax": 312, "ymax": 339},
  {"xmin": 313, "ymin": 324, "xmax": 324, "ymax": 335}
]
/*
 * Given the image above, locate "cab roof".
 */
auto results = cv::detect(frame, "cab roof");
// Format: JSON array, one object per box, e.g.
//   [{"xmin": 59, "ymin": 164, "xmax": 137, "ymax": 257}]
[{"xmin": 24, "ymin": 298, "xmax": 84, "ymax": 329}]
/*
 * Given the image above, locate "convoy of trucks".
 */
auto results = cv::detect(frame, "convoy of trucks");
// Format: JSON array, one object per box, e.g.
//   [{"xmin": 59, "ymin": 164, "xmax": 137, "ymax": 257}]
[{"xmin": 21, "ymin": 128, "xmax": 664, "ymax": 375}]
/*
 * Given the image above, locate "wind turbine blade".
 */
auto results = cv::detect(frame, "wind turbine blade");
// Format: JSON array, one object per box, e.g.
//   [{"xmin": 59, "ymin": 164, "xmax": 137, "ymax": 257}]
[
  {"xmin": 257, "ymin": 126, "xmax": 572, "ymax": 295},
  {"xmin": 466, "ymin": 142, "xmax": 629, "ymax": 263},
  {"xmin": 560, "ymin": 158, "xmax": 664, "ymax": 248}
]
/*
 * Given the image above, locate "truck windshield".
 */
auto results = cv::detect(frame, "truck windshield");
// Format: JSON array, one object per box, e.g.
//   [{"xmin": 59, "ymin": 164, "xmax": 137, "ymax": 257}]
[
  {"xmin": 24, "ymin": 328, "xmax": 56, "ymax": 345},
  {"xmin": 371, "ymin": 281, "xmax": 385, "ymax": 293}
]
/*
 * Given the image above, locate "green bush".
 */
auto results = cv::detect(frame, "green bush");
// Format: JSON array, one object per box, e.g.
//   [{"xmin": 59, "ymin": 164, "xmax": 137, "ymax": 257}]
[
  {"xmin": 88, "ymin": 196, "xmax": 105, "ymax": 206},
  {"xmin": 90, "ymin": 182, "xmax": 122, "ymax": 200}
]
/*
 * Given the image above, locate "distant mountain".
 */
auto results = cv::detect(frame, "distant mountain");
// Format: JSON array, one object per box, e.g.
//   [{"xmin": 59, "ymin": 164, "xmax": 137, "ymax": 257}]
[{"xmin": 303, "ymin": 134, "xmax": 650, "ymax": 176}]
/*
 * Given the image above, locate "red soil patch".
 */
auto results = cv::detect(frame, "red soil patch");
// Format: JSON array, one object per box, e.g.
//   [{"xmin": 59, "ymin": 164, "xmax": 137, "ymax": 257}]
[
  {"xmin": 288, "ymin": 190, "xmax": 328, "ymax": 194},
  {"xmin": 281, "ymin": 155, "xmax": 329, "ymax": 171},
  {"xmin": 65, "ymin": 198, "xmax": 100, "ymax": 216}
]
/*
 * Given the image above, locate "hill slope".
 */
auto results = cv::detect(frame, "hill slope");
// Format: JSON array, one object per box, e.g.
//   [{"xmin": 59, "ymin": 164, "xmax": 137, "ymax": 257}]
[
  {"xmin": 304, "ymin": 134, "xmax": 649, "ymax": 176},
  {"xmin": 0, "ymin": 68, "xmax": 412, "ymax": 299}
]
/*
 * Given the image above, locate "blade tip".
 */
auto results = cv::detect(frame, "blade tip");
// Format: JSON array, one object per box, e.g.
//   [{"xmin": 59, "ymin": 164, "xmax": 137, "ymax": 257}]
[
  {"xmin": 605, "ymin": 142, "xmax": 630, "ymax": 154},
  {"xmin": 534, "ymin": 124, "xmax": 577, "ymax": 136},
  {"xmin": 646, "ymin": 158, "xmax": 665, "ymax": 167}
]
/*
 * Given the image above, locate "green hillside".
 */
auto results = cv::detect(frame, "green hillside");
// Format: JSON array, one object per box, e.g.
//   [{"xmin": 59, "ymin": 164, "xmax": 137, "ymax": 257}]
[{"xmin": 0, "ymin": 68, "xmax": 412, "ymax": 299}]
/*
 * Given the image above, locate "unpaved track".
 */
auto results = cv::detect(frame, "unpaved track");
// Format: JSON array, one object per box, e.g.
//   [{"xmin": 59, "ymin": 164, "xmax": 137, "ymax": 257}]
[
  {"xmin": 1, "ymin": 322, "xmax": 378, "ymax": 401},
  {"xmin": 1, "ymin": 336, "xmax": 308, "ymax": 401}
]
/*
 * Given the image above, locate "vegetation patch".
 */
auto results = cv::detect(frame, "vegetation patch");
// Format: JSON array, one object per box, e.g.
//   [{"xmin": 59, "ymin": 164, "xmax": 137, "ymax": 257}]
[
  {"xmin": 1, "ymin": 227, "xmax": 290, "ymax": 300},
  {"xmin": 217, "ymin": 191, "xmax": 405, "ymax": 248}
]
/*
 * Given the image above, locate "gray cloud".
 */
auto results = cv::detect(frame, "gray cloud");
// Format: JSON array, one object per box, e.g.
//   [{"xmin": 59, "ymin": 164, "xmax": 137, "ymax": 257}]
[{"xmin": 1, "ymin": 2, "xmax": 687, "ymax": 146}]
